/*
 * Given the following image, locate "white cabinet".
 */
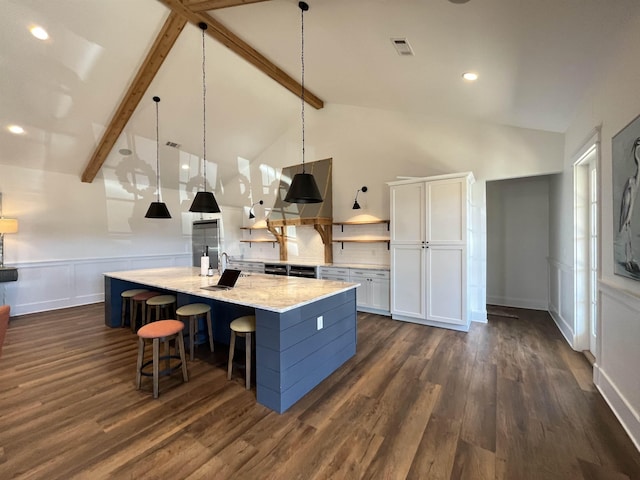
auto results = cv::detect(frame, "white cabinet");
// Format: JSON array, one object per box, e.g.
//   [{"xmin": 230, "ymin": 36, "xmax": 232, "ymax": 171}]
[
  {"xmin": 318, "ymin": 266, "xmax": 391, "ymax": 316},
  {"xmin": 388, "ymin": 172, "xmax": 473, "ymax": 331},
  {"xmin": 227, "ymin": 260, "xmax": 265, "ymax": 274},
  {"xmin": 349, "ymin": 269, "xmax": 390, "ymax": 315}
]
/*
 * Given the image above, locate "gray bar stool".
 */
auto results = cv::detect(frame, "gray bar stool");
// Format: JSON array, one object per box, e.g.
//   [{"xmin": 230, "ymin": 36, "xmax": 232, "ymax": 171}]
[
  {"xmin": 120, "ymin": 289, "xmax": 148, "ymax": 331},
  {"xmin": 176, "ymin": 303, "xmax": 214, "ymax": 361},
  {"xmin": 145, "ymin": 294, "xmax": 177, "ymax": 325},
  {"xmin": 227, "ymin": 315, "xmax": 256, "ymax": 390}
]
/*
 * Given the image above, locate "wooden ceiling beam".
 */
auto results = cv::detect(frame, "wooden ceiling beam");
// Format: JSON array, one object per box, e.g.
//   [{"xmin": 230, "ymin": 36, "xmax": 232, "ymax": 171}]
[
  {"xmin": 185, "ymin": 0, "xmax": 271, "ymax": 12},
  {"xmin": 158, "ymin": 0, "xmax": 324, "ymax": 110},
  {"xmin": 81, "ymin": 12, "xmax": 187, "ymax": 183}
]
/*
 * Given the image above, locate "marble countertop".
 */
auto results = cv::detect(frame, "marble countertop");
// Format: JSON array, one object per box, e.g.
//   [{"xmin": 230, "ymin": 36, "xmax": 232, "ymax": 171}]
[{"xmin": 104, "ymin": 267, "xmax": 358, "ymax": 313}]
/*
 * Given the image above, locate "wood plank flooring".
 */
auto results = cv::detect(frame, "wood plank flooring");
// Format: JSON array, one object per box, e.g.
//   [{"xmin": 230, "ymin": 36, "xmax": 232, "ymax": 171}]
[{"xmin": 1, "ymin": 304, "xmax": 639, "ymax": 479}]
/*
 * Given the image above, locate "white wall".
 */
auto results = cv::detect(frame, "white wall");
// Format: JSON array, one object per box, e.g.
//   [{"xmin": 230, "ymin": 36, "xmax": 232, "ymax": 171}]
[
  {"xmin": 487, "ymin": 175, "xmax": 552, "ymax": 310},
  {"xmin": 553, "ymin": 11, "xmax": 640, "ymax": 450}
]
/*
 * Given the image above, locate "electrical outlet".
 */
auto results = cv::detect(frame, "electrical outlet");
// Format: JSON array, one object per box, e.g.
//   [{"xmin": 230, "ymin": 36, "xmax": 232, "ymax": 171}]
[{"xmin": 317, "ymin": 315, "xmax": 323, "ymax": 330}]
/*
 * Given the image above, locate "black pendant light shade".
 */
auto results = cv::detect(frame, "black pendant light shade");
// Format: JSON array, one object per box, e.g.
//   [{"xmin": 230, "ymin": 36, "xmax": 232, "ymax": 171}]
[
  {"xmin": 284, "ymin": 1, "xmax": 323, "ymax": 204},
  {"xmin": 284, "ymin": 173, "xmax": 322, "ymax": 204},
  {"xmin": 189, "ymin": 22, "xmax": 221, "ymax": 214},
  {"xmin": 145, "ymin": 95, "xmax": 172, "ymax": 219},
  {"xmin": 190, "ymin": 191, "xmax": 221, "ymax": 213},
  {"xmin": 146, "ymin": 201, "xmax": 172, "ymax": 218},
  {"xmin": 249, "ymin": 199, "xmax": 264, "ymax": 219}
]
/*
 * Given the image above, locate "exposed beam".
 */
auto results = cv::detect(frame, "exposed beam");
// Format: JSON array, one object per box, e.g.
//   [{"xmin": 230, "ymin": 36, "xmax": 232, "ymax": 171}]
[
  {"xmin": 185, "ymin": 0, "xmax": 272, "ymax": 12},
  {"xmin": 158, "ymin": 0, "xmax": 324, "ymax": 110},
  {"xmin": 81, "ymin": 12, "xmax": 187, "ymax": 183}
]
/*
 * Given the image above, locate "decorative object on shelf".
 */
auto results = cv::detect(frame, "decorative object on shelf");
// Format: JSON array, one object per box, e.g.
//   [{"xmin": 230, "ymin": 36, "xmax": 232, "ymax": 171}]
[
  {"xmin": 145, "ymin": 96, "xmax": 172, "ymax": 219},
  {"xmin": 0, "ymin": 193, "xmax": 18, "ymax": 268},
  {"xmin": 249, "ymin": 200, "xmax": 263, "ymax": 219},
  {"xmin": 284, "ymin": 1, "xmax": 322, "ymax": 204},
  {"xmin": 189, "ymin": 22, "xmax": 221, "ymax": 214},
  {"xmin": 352, "ymin": 186, "xmax": 368, "ymax": 210}
]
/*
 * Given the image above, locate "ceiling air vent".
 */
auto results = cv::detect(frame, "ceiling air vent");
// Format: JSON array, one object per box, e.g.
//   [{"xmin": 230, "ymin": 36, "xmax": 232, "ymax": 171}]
[
  {"xmin": 391, "ymin": 37, "xmax": 414, "ymax": 56},
  {"xmin": 166, "ymin": 141, "xmax": 181, "ymax": 148}
]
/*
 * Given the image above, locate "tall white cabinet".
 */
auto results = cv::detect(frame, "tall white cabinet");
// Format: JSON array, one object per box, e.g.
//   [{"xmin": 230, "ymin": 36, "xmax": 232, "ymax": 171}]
[{"xmin": 388, "ymin": 172, "xmax": 474, "ymax": 331}]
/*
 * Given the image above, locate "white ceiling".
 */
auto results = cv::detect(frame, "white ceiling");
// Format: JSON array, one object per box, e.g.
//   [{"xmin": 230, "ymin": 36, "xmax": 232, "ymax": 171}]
[{"xmin": 1, "ymin": 0, "xmax": 637, "ymax": 186}]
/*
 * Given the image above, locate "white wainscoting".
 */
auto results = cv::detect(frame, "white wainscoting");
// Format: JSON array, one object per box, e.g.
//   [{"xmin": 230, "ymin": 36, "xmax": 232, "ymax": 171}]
[
  {"xmin": 2, "ymin": 254, "xmax": 191, "ymax": 316},
  {"xmin": 597, "ymin": 281, "xmax": 640, "ymax": 452},
  {"xmin": 547, "ymin": 257, "xmax": 575, "ymax": 347}
]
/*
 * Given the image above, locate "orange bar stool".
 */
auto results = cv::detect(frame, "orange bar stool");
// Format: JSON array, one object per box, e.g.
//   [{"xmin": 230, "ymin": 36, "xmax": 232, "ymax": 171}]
[
  {"xmin": 131, "ymin": 291, "xmax": 161, "ymax": 332},
  {"xmin": 176, "ymin": 303, "xmax": 214, "ymax": 361},
  {"xmin": 227, "ymin": 315, "xmax": 256, "ymax": 390},
  {"xmin": 145, "ymin": 295, "xmax": 177, "ymax": 326},
  {"xmin": 136, "ymin": 319, "xmax": 188, "ymax": 398},
  {"xmin": 121, "ymin": 289, "xmax": 149, "ymax": 331}
]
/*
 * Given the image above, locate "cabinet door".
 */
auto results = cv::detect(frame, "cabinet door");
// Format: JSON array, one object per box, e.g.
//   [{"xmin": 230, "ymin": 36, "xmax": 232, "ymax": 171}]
[
  {"xmin": 426, "ymin": 178, "xmax": 465, "ymax": 244},
  {"xmin": 426, "ymin": 245, "xmax": 466, "ymax": 325},
  {"xmin": 391, "ymin": 244, "xmax": 426, "ymax": 319},
  {"xmin": 390, "ymin": 182, "xmax": 425, "ymax": 243},
  {"xmin": 370, "ymin": 277, "xmax": 390, "ymax": 312}
]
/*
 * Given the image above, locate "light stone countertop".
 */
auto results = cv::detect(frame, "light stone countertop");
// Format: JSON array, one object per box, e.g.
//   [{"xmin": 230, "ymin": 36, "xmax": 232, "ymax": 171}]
[
  {"xmin": 105, "ymin": 267, "xmax": 359, "ymax": 313},
  {"xmin": 229, "ymin": 259, "xmax": 389, "ymax": 270}
]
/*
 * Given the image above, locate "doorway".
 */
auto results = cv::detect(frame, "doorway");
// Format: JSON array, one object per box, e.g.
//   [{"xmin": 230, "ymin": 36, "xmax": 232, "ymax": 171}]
[{"xmin": 574, "ymin": 132, "xmax": 599, "ymax": 359}]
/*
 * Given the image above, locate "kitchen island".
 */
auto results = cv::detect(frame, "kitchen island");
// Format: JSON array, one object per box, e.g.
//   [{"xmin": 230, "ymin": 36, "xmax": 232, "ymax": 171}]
[{"xmin": 104, "ymin": 267, "xmax": 358, "ymax": 413}]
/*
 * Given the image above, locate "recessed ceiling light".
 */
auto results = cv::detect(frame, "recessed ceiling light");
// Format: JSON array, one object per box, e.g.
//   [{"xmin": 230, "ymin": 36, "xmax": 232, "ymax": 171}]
[
  {"xmin": 462, "ymin": 72, "xmax": 478, "ymax": 81},
  {"xmin": 449, "ymin": 0, "xmax": 471, "ymax": 4},
  {"xmin": 30, "ymin": 26, "xmax": 49, "ymax": 40},
  {"xmin": 118, "ymin": 148, "xmax": 132, "ymax": 156},
  {"xmin": 8, "ymin": 125, "xmax": 25, "ymax": 135},
  {"xmin": 181, "ymin": 164, "xmax": 190, "ymax": 170}
]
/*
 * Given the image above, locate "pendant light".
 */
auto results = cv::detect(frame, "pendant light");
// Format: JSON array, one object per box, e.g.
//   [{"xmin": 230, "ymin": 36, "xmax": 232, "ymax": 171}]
[
  {"xmin": 145, "ymin": 96, "xmax": 172, "ymax": 219},
  {"xmin": 189, "ymin": 22, "xmax": 221, "ymax": 213},
  {"xmin": 284, "ymin": 1, "xmax": 323, "ymax": 204},
  {"xmin": 352, "ymin": 186, "xmax": 367, "ymax": 210}
]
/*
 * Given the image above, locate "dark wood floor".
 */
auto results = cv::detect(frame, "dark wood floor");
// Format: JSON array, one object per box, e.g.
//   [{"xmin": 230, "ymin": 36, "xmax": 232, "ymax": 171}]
[{"xmin": 1, "ymin": 304, "xmax": 639, "ymax": 479}]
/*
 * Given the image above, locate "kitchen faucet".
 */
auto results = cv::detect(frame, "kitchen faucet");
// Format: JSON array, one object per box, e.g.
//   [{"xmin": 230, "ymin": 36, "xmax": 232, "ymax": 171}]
[{"xmin": 219, "ymin": 252, "xmax": 229, "ymax": 273}]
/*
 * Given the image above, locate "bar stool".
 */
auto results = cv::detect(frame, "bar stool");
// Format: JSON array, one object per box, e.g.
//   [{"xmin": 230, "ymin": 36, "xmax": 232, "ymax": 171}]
[
  {"xmin": 136, "ymin": 319, "xmax": 188, "ymax": 398},
  {"xmin": 131, "ymin": 291, "xmax": 161, "ymax": 332},
  {"xmin": 227, "ymin": 315, "xmax": 256, "ymax": 390},
  {"xmin": 121, "ymin": 289, "xmax": 148, "ymax": 331},
  {"xmin": 145, "ymin": 295, "xmax": 177, "ymax": 326},
  {"xmin": 176, "ymin": 303, "xmax": 214, "ymax": 361}
]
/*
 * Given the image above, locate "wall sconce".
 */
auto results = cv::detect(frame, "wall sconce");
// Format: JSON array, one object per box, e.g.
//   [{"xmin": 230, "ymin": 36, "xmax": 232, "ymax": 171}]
[
  {"xmin": 352, "ymin": 186, "xmax": 368, "ymax": 210},
  {"xmin": 249, "ymin": 200, "xmax": 263, "ymax": 219}
]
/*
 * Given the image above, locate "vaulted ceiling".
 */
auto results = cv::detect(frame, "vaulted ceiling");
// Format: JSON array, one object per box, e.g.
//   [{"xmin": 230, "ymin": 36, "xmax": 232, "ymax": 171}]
[{"xmin": 1, "ymin": 0, "xmax": 637, "ymax": 189}]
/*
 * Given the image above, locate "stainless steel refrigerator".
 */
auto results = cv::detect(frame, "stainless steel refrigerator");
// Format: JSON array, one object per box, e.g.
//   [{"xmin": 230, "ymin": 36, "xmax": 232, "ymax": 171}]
[{"xmin": 192, "ymin": 220, "xmax": 219, "ymax": 270}]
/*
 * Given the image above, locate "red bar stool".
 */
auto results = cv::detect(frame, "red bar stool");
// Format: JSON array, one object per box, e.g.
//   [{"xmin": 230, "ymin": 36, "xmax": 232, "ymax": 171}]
[
  {"xmin": 176, "ymin": 303, "xmax": 214, "ymax": 361},
  {"xmin": 227, "ymin": 315, "xmax": 256, "ymax": 390},
  {"xmin": 120, "ymin": 289, "xmax": 149, "ymax": 331},
  {"xmin": 136, "ymin": 319, "xmax": 188, "ymax": 398},
  {"xmin": 145, "ymin": 295, "xmax": 177, "ymax": 325},
  {"xmin": 131, "ymin": 291, "xmax": 161, "ymax": 332}
]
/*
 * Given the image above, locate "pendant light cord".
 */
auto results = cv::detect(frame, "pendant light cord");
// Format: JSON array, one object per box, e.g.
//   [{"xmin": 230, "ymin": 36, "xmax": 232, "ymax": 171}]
[
  {"xmin": 201, "ymin": 23, "xmax": 208, "ymax": 192},
  {"xmin": 300, "ymin": 4, "xmax": 306, "ymax": 173},
  {"xmin": 155, "ymin": 97, "xmax": 160, "ymax": 202}
]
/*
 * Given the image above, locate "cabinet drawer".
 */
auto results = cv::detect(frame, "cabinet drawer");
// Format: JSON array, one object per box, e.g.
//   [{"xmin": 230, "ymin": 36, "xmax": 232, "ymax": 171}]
[
  {"xmin": 350, "ymin": 269, "xmax": 389, "ymax": 280},
  {"xmin": 318, "ymin": 267, "xmax": 350, "ymax": 277}
]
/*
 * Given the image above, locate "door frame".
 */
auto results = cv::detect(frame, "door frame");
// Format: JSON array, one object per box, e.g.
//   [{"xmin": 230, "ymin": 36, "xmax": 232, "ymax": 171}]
[{"xmin": 573, "ymin": 128, "xmax": 600, "ymax": 357}]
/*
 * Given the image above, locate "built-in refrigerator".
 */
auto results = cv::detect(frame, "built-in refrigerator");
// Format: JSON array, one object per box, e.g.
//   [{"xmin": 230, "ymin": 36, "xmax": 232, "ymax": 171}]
[{"xmin": 192, "ymin": 220, "xmax": 219, "ymax": 270}]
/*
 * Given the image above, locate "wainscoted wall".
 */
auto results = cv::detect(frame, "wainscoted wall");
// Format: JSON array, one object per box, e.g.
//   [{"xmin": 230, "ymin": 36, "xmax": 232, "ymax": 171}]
[
  {"xmin": 596, "ymin": 282, "xmax": 640, "ymax": 451},
  {"xmin": 3, "ymin": 254, "xmax": 191, "ymax": 317},
  {"xmin": 547, "ymin": 258, "xmax": 575, "ymax": 346}
]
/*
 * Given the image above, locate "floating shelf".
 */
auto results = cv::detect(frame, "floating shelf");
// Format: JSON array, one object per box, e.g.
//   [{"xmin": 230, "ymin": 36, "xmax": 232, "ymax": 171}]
[
  {"xmin": 333, "ymin": 220, "xmax": 390, "ymax": 232},
  {"xmin": 239, "ymin": 239, "xmax": 277, "ymax": 248},
  {"xmin": 332, "ymin": 238, "xmax": 390, "ymax": 249}
]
